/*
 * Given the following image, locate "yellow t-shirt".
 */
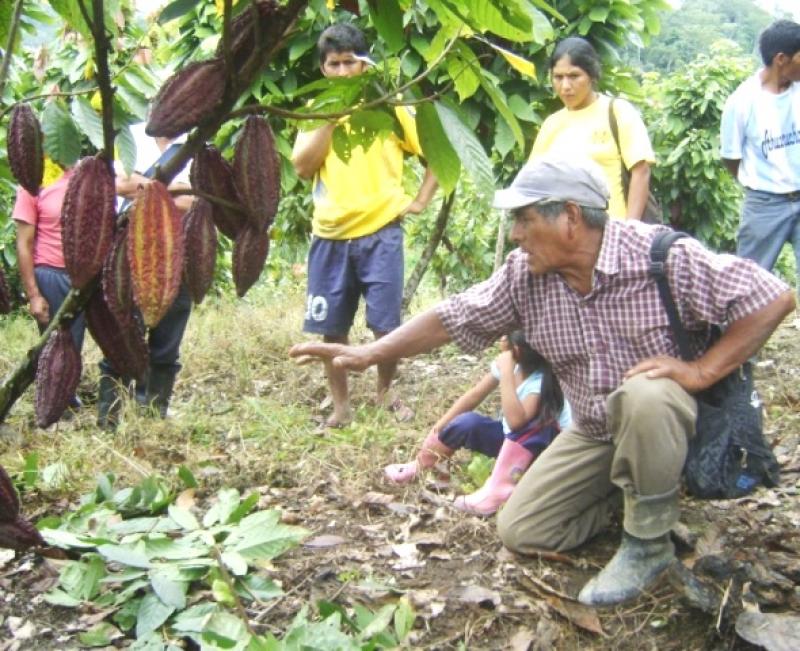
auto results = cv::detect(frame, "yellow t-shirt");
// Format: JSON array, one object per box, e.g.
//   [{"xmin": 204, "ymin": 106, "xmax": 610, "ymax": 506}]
[
  {"xmin": 529, "ymin": 95, "xmax": 655, "ymax": 219},
  {"xmin": 293, "ymin": 106, "xmax": 422, "ymax": 239}
]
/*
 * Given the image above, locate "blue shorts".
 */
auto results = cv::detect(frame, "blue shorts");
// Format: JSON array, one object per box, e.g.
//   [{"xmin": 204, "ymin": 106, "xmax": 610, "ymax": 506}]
[{"xmin": 304, "ymin": 222, "xmax": 403, "ymax": 337}]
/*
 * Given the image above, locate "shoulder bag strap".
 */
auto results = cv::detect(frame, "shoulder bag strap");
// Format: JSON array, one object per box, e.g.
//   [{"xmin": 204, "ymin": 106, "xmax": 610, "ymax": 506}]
[
  {"xmin": 608, "ymin": 98, "xmax": 630, "ymax": 198},
  {"xmin": 649, "ymin": 230, "xmax": 693, "ymax": 361}
]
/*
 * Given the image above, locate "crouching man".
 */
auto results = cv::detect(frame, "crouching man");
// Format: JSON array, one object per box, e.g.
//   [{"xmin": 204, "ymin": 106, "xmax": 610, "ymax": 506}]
[{"xmin": 290, "ymin": 155, "xmax": 795, "ymax": 606}]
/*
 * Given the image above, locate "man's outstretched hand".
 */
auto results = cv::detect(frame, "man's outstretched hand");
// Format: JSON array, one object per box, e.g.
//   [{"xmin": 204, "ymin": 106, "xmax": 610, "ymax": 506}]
[{"xmin": 289, "ymin": 341, "xmax": 375, "ymax": 372}]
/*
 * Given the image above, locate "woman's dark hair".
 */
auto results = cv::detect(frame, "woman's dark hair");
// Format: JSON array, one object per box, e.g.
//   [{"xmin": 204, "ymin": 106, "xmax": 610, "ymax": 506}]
[
  {"xmin": 317, "ymin": 23, "xmax": 368, "ymax": 65},
  {"xmin": 509, "ymin": 331, "xmax": 564, "ymax": 424},
  {"xmin": 550, "ymin": 37, "xmax": 602, "ymax": 83}
]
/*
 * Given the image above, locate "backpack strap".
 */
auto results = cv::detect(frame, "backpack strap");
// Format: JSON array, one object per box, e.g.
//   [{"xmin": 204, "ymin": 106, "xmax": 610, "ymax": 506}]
[{"xmin": 649, "ymin": 230, "xmax": 693, "ymax": 361}]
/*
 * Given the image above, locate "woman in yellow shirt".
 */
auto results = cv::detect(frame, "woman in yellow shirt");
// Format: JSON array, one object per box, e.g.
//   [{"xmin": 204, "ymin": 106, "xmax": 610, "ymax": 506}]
[{"xmin": 529, "ymin": 37, "xmax": 655, "ymax": 220}]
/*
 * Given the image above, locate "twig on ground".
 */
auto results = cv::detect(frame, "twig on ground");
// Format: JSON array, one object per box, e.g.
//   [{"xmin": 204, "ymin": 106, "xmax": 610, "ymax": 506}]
[{"xmin": 90, "ymin": 435, "xmax": 149, "ymax": 477}]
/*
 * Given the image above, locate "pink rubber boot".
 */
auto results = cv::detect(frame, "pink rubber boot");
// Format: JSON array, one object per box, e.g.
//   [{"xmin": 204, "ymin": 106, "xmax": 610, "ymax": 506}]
[
  {"xmin": 453, "ymin": 439, "xmax": 534, "ymax": 516},
  {"xmin": 385, "ymin": 430, "xmax": 454, "ymax": 484}
]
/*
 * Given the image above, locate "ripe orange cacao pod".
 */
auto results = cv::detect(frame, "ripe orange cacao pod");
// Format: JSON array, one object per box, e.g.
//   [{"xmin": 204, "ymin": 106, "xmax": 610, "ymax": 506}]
[
  {"xmin": 61, "ymin": 156, "xmax": 117, "ymax": 290},
  {"xmin": 8, "ymin": 104, "xmax": 44, "ymax": 196},
  {"xmin": 86, "ymin": 290, "xmax": 149, "ymax": 383},
  {"xmin": 146, "ymin": 59, "xmax": 226, "ymax": 138},
  {"xmin": 190, "ymin": 146, "xmax": 246, "ymax": 239},
  {"xmin": 0, "ymin": 267, "xmax": 11, "ymax": 315},
  {"xmin": 182, "ymin": 198, "xmax": 217, "ymax": 304},
  {"xmin": 233, "ymin": 116, "xmax": 281, "ymax": 230},
  {"xmin": 128, "ymin": 181, "xmax": 185, "ymax": 328},
  {"xmin": 34, "ymin": 327, "xmax": 81, "ymax": 428},
  {"xmin": 232, "ymin": 224, "xmax": 270, "ymax": 298},
  {"xmin": 102, "ymin": 226, "xmax": 135, "ymax": 327}
]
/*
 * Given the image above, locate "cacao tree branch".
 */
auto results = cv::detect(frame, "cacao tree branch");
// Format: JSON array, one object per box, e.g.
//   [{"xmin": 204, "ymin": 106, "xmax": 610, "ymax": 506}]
[
  {"xmin": 221, "ymin": 0, "xmax": 233, "ymax": 79},
  {"xmin": 493, "ymin": 210, "xmax": 507, "ymax": 271},
  {"xmin": 170, "ymin": 188, "xmax": 249, "ymax": 216},
  {"xmin": 229, "ymin": 31, "xmax": 461, "ymax": 123},
  {"xmin": 0, "ymin": 0, "xmax": 25, "ymax": 99},
  {"xmin": 89, "ymin": 0, "xmax": 117, "ymax": 166},
  {"xmin": 402, "ymin": 192, "xmax": 456, "ymax": 314}
]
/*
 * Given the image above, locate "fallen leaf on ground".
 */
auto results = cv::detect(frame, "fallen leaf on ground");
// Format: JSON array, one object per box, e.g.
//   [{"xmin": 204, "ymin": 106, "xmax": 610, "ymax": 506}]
[
  {"xmin": 735, "ymin": 610, "xmax": 800, "ymax": 651},
  {"xmin": 303, "ymin": 535, "xmax": 347, "ymax": 548},
  {"xmin": 175, "ymin": 488, "xmax": 196, "ymax": 509},
  {"xmin": 391, "ymin": 543, "xmax": 424, "ymax": 570},
  {"xmin": 450, "ymin": 585, "xmax": 501, "ymax": 608},
  {"xmin": 508, "ymin": 627, "xmax": 535, "ymax": 651},
  {"xmin": 543, "ymin": 595, "xmax": 604, "ymax": 636}
]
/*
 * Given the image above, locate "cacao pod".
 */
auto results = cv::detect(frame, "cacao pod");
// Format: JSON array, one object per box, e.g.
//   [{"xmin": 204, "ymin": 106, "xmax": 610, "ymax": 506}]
[
  {"xmin": 8, "ymin": 104, "xmax": 44, "ymax": 196},
  {"xmin": 102, "ymin": 226, "xmax": 135, "ymax": 327},
  {"xmin": 0, "ymin": 466, "xmax": 20, "ymax": 522},
  {"xmin": 34, "ymin": 327, "xmax": 82, "ymax": 428},
  {"xmin": 216, "ymin": 0, "xmax": 280, "ymax": 71},
  {"xmin": 232, "ymin": 224, "xmax": 270, "ymax": 298},
  {"xmin": 190, "ymin": 146, "xmax": 246, "ymax": 239},
  {"xmin": 128, "ymin": 181, "xmax": 185, "ymax": 328},
  {"xmin": 232, "ymin": 116, "xmax": 281, "ymax": 230},
  {"xmin": 0, "ymin": 267, "xmax": 11, "ymax": 315},
  {"xmin": 86, "ymin": 290, "xmax": 148, "ymax": 383},
  {"xmin": 146, "ymin": 59, "xmax": 226, "ymax": 138},
  {"xmin": 61, "ymin": 156, "xmax": 117, "ymax": 290},
  {"xmin": 182, "ymin": 198, "xmax": 218, "ymax": 304}
]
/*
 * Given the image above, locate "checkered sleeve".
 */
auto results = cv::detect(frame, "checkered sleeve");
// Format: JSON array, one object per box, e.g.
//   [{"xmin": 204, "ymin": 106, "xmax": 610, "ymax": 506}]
[
  {"xmin": 436, "ymin": 251, "xmax": 524, "ymax": 353},
  {"xmin": 670, "ymin": 238, "xmax": 790, "ymax": 327}
]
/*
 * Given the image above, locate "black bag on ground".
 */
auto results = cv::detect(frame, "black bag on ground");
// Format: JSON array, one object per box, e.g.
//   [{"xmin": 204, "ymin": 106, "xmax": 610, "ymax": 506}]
[
  {"xmin": 609, "ymin": 99, "xmax": 663, "ymax": 224},
  {"xmin": 650, "ymin": 231, "xmax": 781, "ymax": 499}
]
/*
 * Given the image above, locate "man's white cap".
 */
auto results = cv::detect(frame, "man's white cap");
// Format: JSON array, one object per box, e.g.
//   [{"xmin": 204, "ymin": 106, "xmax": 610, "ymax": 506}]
[{"xmin": 493, "ymin": 155, "xmax": 610, "ymax": 211}]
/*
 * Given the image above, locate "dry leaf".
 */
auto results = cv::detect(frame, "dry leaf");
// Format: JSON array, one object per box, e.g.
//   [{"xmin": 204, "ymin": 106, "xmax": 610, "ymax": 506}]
[
  {"xmin": 304, "ymin": 535, "xmax": 347, "ymax": 548},
  {"xmin": 543, "ymin": 595, "xmax": 604, "ymax": 636},
  {"xmin": 736, "ymin": 611, "xmax": 800, "ymax": 651},
  {"xmin": 508, "ymin": 627, "xmax": 535, "ymax": 651},
  {"xmin": 450, "ymin": 585, "xmax": 501, "ymax": 608},
  {"xmin": 175, "ymin": 488, "xmax": 196, "ymax": 510},
  {"xmin": 391, "ymin": 543, "xmax": 424, "ymax": 570}
]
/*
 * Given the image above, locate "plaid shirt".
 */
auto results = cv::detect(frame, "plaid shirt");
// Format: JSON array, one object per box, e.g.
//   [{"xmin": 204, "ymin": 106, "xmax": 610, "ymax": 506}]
[{"xmin": 437, "ymin": 220, "xmax": 789, "ymax": 440}]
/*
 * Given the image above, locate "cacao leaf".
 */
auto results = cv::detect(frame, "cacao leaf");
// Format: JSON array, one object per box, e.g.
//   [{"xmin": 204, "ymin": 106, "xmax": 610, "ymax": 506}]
[
  {"xmin": 61, "ymin": 156, "xmax": 117, "ymax": 289},
  {"xmin": 34, "ymin": 327, "xmax": 82, "ymax": 428},
  {"xmin": 41, "ymin": 100, "xmax": 81, "ymax": 169},
  {"xmin": 128, "ymin": 181, "xmax": 185, "ymax": 328}
]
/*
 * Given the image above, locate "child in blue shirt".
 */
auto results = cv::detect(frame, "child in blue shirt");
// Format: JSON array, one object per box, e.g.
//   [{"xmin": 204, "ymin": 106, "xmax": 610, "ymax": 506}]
[{"xmin": 385, "ymin": 331, "xmax": 571, "ymax": 516}]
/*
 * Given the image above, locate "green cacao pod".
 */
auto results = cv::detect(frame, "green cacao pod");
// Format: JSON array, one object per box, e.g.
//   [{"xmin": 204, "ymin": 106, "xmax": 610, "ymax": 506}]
[
  {"xmin": 233, "ymin": 116, "xmax": 281, "ymax": 230},
  {"xmin": 34, "ymin": 327, "xmax": 82, "ymax": 428},
  {"xmin": 146, "ymin": 59, "xmax": 226, "ymax": 138},
  {"xmin": 215, "ymin": 0, "xmax": 280, "ymax": 71},
  {"xmin": 61, "ymin": 156, "xmax": 117, "ymax": 290},
  {"xmin": 102, "ymin": 226, "xmax": 135, "ymax": 327},
  {"xmin": 190, "ymin": 146, "xmax": 246, "ymax": 239},
  {"xmin": 182, "ymin": 198, "xmax": 218, "ymax": 304},
  {"xmin": 0, "ymin": 466, "xmax": 20, "ymax": 522},
  {"xmin": 128, "ymin": 181, "xmax": 185, "ymax": 328},
  {"xmin": 0, "ymin": 267, "xmax": 11, "ymax": 315},
  {"xmin": 86, "ymin": 290, "xmax": 149, "ymax": 383},
  {"xmin": 8, "ymin": 104, "xmax": 44, "ymax": 196},
  {"xmin": 232, "ymin": 224, "xmax": 270, "ymax": 298}
]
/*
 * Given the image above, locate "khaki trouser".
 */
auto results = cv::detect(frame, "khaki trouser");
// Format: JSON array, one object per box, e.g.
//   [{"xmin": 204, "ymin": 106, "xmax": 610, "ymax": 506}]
[{"xmin": 497, "ymin": 374, "xmax": 697, "ymax": 552}]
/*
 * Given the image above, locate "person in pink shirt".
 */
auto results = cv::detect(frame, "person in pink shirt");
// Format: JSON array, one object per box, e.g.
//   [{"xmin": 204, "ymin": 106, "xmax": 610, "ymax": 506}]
[{"xmin": 13, "ymin": 166, "xmax": 86, "ymax": 382}]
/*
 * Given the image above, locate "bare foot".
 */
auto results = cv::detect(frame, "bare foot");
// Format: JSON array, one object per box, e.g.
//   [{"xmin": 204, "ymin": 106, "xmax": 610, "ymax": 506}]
[{"xmin": 325, "ymin": 411, "xmax": 352, "ymax": 428}]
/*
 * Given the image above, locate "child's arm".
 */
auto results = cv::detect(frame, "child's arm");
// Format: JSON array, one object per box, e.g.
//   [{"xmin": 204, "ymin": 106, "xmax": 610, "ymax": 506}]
[
  {"xmin": 432, "ymin": 372, "xmax": 498, "ymax": 433},
  {"xmin": 496, "ymin": 351, "xmax": 541, "ymax": 431}
]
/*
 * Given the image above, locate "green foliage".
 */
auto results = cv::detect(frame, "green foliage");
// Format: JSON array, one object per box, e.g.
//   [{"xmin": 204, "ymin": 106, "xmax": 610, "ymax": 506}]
[{"xmin": 643, "ymin": 41, "xmax": 753, "ymax": 252}]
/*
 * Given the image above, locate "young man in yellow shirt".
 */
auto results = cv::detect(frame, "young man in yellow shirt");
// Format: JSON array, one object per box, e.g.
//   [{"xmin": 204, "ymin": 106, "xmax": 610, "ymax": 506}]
[{"xmin": 292, "ymin": 23, "xmax": 437, "ymax": 427}]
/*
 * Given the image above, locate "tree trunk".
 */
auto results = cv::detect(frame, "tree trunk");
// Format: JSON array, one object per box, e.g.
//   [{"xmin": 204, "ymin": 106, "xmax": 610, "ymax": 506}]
[
  {"xmin": 402, "ymin": 192, "xmax": 456, "ymax": 314},
  {"xmin": 0, "ymin": 0, "xmax": 25, "ymax": 98},
  {"xmin": 493, "ymin": 209, "xmax": 507, "ymax": 271}
]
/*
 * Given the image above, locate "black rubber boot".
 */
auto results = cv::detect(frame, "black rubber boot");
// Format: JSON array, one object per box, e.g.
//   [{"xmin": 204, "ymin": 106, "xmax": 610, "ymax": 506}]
[
  {"xmin": 144, "ymin": 365, "xmax": 178, "ymax": 418},
  {"xmin": 97, "ymin": 374, "xmax": 122, "ymax": 430},
  {"xmin": 577, "ymin": 532, "xmax": 675, "ymax": 606}
]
